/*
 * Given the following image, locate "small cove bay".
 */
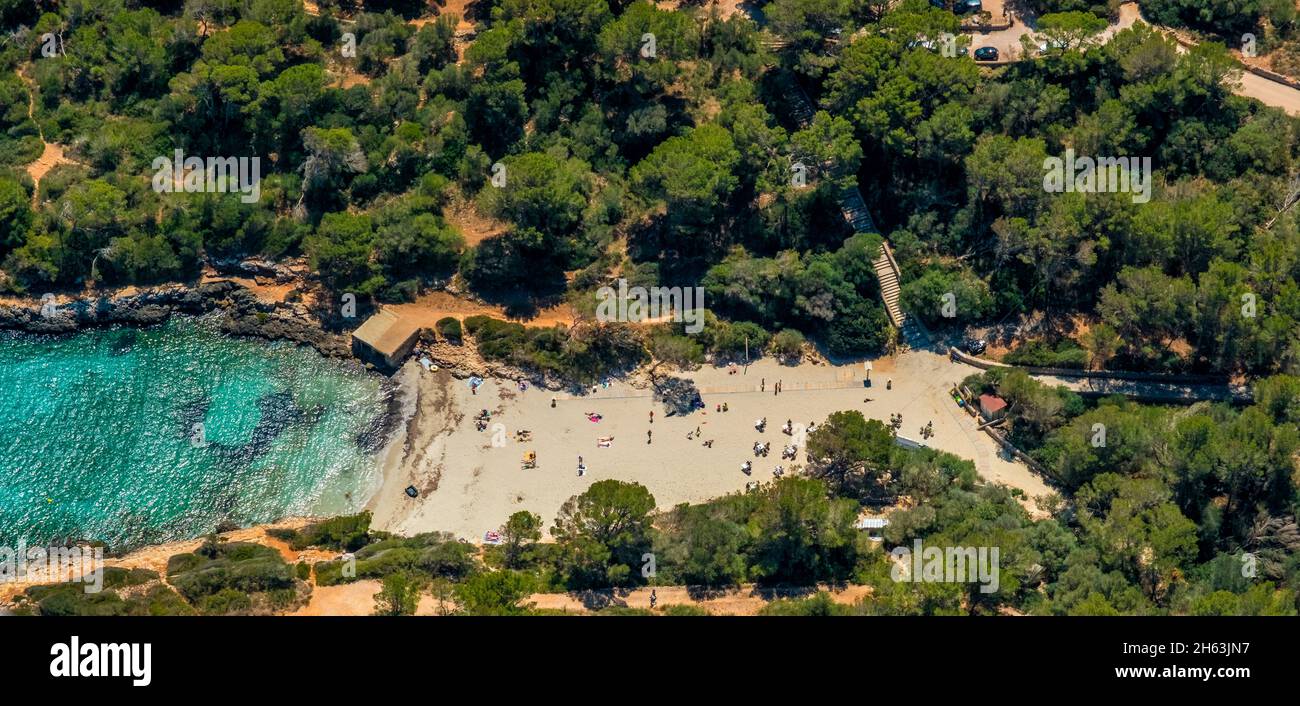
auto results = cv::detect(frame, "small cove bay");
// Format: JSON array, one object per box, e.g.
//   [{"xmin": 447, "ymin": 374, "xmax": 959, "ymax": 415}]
[{"xmin": 0, "ymin": 316, "xmax": 394, "ymax": 551}]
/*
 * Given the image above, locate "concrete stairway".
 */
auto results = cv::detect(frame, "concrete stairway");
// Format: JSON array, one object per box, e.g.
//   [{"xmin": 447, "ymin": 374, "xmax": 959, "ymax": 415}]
[
  {"xmin": 781, "ymin": 72, "xmax": 929, "ymax": 346},
  {"xmin": 872, "ymin": 241, "xmax": 904, "ymax": 328}
]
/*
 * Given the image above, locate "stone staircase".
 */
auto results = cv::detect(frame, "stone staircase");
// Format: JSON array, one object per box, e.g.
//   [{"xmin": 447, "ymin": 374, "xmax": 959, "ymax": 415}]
[
  {"xmin": 787, "ymin": 81, "xmax": 816, "ymax": 130},
  {"xmin": 872, "ymin": 240, "xmax": 904, "ymax": 328},
  {"xmin": 780, "ymin": 71, "xmax": 930, "ymax": 347},
  {"xmin": 840, "ymin": 185, "xmax": 876, "ymax": 235}
]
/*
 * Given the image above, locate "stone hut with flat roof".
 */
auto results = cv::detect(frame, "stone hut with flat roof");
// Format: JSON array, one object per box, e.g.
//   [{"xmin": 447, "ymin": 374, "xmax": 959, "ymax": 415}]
[{"xmin": 351, "ymin": 309, "xmax": 421, "ymax": 370}]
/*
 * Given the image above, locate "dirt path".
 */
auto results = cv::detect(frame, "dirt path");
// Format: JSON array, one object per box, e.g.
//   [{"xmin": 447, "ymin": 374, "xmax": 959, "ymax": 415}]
[
  {"xmin": 528, "ymin": 583, "xmax": 874, "ymax": 614},
  {"xmin": 293, "ymin": 579, "xmax": 874, "ymax": 615},
  {"xmin": 16, "ymin": 64, "xmax": 78, "ymax": 206},
  {"xmin": 385, "ymin": 291, "xmax": 575, "ymax": 330},
  {"xmin": 443, "ymin": 195, "xmax": 508, "ymax": 247}
]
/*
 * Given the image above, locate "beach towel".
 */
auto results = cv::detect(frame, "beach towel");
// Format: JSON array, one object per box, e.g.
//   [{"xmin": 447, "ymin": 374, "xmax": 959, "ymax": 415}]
[
  {"xmin": 419, "ymin": 357, "xmax": 433, "ymax": 371},
  {"xmin": 484, "ymin": 531, "xmax": 503, "ymax": 545}
]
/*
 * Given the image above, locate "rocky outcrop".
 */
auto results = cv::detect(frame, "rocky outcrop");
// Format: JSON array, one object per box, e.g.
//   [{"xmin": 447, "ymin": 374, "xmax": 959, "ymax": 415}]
[
  {"xmin": 0, "ymin": 280, "xmax": 351, "ymax": 358},
  {"xmin": 209, "ymin": 256, "xmax": 311, "ymax": 283}
]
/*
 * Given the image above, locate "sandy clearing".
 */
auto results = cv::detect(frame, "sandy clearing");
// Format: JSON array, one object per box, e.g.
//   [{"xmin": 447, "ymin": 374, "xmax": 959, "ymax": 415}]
[{"xmin": 384, "ymin": 291, "xmax": 576, "ymax": 330}]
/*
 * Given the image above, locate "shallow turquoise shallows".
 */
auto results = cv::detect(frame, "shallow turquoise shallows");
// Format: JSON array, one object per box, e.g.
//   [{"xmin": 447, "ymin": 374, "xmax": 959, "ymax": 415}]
[{"xmin": 0, "ymin": 316, "xmax": 389, "ymax": 551}]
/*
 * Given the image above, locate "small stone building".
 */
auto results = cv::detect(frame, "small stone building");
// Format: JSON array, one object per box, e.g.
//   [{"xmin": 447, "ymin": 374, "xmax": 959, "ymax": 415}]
[{"xmin": 351, "ymin": 309, "xmax": 421, "ymax": 370}]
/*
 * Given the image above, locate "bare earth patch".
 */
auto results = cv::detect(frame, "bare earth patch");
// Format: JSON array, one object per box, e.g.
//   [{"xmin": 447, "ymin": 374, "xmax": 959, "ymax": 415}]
[
  {"xmin": 17, "ymin": 64, "xmax": 79, "ymax": 205},
  {"xmin": 386, "ymin": 291, "xmax": 575, "ymax": 330},
  {"xmin": 444, "ymin": 195, "xmax": 509, "ymax": 247}
]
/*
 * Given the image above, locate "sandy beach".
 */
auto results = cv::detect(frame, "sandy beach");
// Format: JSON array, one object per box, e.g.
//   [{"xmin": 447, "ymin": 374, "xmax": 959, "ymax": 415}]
[{"xmin": 367, "ymin": 349, "xmax": 1054, "ymax": 542}]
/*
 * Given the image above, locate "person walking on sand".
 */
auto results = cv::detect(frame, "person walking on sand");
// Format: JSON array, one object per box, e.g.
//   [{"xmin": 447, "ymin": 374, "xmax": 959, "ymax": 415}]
[
  {"xmin": 649, "ymin": 410, "xmax": 654, "ymax": 424},
  {"xmin": 647, "ymin": 429, "xmax": 652, "ymax": 444},
  {"xmin": 761, "ymin": 377, "xmax": 765, "ymax": 392},
  {"xmin": 650, "ymin": 589, "xmax": 657, "ymax": 609}
]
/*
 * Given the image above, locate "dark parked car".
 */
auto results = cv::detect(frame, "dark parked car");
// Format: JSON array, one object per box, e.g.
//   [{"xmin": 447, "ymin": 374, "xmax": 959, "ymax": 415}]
[
  {"xmin": 973, "ymin": 46, "xmax": 999, "ymax": 62},
  {"xmin": 963, "ymin": 338, "xmax": 988, "ymax": 355},
  {"xmin": 931, "ymin": 0, "xmax": 982, "ymax": 11}
]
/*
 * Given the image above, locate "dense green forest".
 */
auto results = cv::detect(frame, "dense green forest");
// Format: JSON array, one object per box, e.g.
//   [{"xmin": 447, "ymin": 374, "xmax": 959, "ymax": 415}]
[{"xmin": 3, "ymin": 0, "xmax": 1300, "ymax": 375}]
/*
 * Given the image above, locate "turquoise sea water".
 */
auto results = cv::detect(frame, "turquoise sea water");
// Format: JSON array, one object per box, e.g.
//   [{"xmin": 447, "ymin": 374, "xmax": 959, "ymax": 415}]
[{"xmin": 0, "ymin": 317, "xmax": 390, "ymax": 550}]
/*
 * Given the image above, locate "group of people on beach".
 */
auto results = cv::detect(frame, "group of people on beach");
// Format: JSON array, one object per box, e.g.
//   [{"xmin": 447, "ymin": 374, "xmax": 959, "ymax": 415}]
[
  {"xmin": 740, "ymin": 416, "xmax": 803, "ymax": 479},
  {"xmin": 475, "ymin": 372, "xmax": 841, "ymax": 488}
]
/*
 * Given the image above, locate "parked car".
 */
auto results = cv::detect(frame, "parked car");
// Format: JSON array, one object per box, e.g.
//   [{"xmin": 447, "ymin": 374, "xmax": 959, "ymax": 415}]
[
  {"xmin": 930, "ymin": 0, "xmax": 982, "ymax": 11},
  {"xmin": 963, "ymin": 338, "xmax": 988, "ymax": 355},
  {"xmin": 973, "ymin": 46, "xmax": 999, "ymax": 62},
  {"xmin": 905, "ymin": 37, "xmax": 969, "ymax": 56}
]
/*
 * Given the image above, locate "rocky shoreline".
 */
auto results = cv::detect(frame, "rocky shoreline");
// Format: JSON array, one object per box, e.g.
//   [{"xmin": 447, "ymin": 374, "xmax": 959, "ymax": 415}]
[
  {"xmin": 0, "ymin": 280, "xmax": 352, "ymax": 358},
  {"xmin": 0, "ymin": 279, "xmax": 576, "ymax": 388}
]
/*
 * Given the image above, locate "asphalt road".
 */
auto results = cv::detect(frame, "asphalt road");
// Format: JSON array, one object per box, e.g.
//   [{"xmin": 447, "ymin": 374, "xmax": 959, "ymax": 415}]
[{"xmin": 964, "ymin": 2, "xmax": 1300, "ymax": 115}]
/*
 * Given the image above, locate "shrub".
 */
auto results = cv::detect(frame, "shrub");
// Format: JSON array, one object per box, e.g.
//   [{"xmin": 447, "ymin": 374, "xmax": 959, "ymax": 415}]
[
  {"xmin": 900, "ymin": 266, "xmax": 993, "ymax": 327},
  {"xmin": 437, "ymin": 316, "xmax": 463, "ymax": 343},
  {"xmin": 758, "ymin": 592, "xmax": 853, "ymax": 616},
  {"xmin": 166, "ymin": 542, "xmax": 296, "ymax": 603},
  {"xmin": 24, "ymin": 581, "xmax": 195, "ymax": 616},
  {"xmin": 198, "ymin": 588, "xmax": 253, "ymax": 615},
  {"xmin": 769, "ymin": 329, "xmax": 805, "ymax": 362},
  {"xmin": 1003, "ymin": 339, "xmax": 1088, "ymax": 369},
  {"xmin": 464, "ymin": 316, "xmax": 646, "ymax": 383},
  {"xmin": 138, "ymin": 585, "xmax": 197, "ymax": 616},
  {"xmin": 283, "ymin": 513, "xmax": 375, "ymax": 552},
  {"xmin": 101, "ymin": 566, "xmax": 159, "ymax": 590},
  {"xmin": 710, "ymin": 320, "xmax": 770, "ymax": 360},
  {"xmin": 314, "ymin": 533, "xmax": 477, "ymax": 585},
  {"xmin": 650, "ymin": 331, "xmax": 704, "ymax": 368},
  {"xmin": 662, "ymin": 604, "xmax": 711, "ymax": 616}
]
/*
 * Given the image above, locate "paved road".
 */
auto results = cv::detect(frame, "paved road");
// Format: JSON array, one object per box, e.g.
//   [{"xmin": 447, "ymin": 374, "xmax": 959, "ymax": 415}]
[
  {"xmin": 964, "ymin": 2, "xmax": 1300, "ymax": 115},
  {"xmin": 1232, "ymin": 67, "xmax": 1300, "ymax": 116},
  {"xmin": 1030, "ymin": 371, "xmax": 1250, "ymax": 403},
  {"xmin": 946, "ymin": 346, "xmax": 1251, "ymax": 403}
]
